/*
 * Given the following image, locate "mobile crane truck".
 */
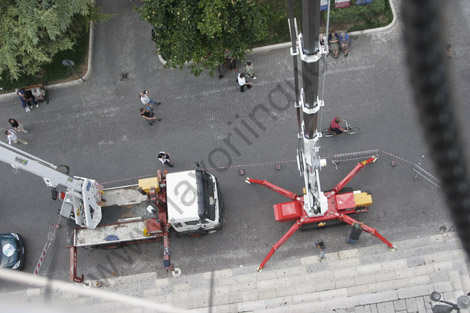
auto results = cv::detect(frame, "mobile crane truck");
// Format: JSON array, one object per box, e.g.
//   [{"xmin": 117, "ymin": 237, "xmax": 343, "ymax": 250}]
[{"xmin": 0, "ymin": 141, "xmax": 222, "ymax": 281}]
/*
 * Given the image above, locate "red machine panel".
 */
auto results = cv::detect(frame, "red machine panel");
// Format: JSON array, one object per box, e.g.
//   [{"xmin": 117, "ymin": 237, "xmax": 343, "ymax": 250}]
[
  {"xmin": 146, "ymin": 218, "xmax": 162, "ymax": 235},
  {"xmin": 273, "ymin": 201, "xmax": 303, "ymax": 222},
  {"xmin": 335, "ymin": 193, "xmax": 356, "ymax": 211}
]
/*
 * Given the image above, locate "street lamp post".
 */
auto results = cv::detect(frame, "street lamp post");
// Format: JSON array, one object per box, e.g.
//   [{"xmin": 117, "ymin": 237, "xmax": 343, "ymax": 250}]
[{"xmin": 61, "ymin": 60, "xmax": 85, "ymax": 82}]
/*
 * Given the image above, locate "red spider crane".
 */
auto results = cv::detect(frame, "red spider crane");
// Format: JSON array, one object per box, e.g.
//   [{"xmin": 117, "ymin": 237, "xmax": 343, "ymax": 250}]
[{"xmin": 246, "ymin": 0, "xmax": 396, "ymax": 271}]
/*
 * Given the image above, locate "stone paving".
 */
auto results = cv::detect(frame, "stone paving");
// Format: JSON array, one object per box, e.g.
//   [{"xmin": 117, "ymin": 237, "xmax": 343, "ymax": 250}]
[{"xmin": 5, "ymin": 231, "xmax": 469, "ymax": 313}]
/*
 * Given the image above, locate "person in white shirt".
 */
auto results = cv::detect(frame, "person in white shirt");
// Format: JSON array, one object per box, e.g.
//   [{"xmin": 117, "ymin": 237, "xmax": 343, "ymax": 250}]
[
  {"xmin": 139, "ymin": 90, "xmax": 160, "ymax": 111},
  {"xmin": 158, "ymin": 152, "xmax": 174, "ymax": 167},
  {"xmin": 237, "ymin": 73, "xmax": 252, "ymax": 92},
  {"xmin": 5, "ymin": 129, "xmax": 28, "ymax": 145}
]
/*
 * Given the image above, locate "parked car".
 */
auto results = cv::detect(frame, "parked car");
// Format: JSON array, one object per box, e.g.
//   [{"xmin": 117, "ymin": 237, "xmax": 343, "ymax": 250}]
[{"xmin": 0, "ymin": 233, "xmax": 24, "ymax": 270}]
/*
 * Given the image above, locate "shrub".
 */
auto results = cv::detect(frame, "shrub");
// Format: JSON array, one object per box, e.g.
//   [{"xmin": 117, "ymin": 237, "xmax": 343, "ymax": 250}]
[{"xmin": 325, "ymin": 0, "xmax": 387, "ymax": 25}]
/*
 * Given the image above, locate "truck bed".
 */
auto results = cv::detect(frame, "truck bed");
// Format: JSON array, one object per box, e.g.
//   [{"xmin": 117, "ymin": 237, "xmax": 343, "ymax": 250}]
[
  {"xmin": 74, "ymin": 219, "xmax": 161, "ymax": 247},
  {"xmin": 74, "ymin": 184, "xmax": 161, "ymax": 247}
]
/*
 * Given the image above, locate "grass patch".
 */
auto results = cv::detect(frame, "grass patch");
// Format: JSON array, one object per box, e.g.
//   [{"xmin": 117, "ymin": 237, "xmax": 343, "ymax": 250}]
[
  {"xmin": 0, "ymin": 27, "xmax": 89, "ymax": 93},
  {"xmin": 255, "ymin": 0, "xmax": 393, "ymax": 47}
]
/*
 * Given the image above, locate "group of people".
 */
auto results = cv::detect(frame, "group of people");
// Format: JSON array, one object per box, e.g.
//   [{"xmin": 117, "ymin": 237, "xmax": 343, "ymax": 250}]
[
  {"xmin": 323, "ymin": 30, "xmax": 351, "ymax": 59},
  {"xmin": 5, "ymin": 118, "xmax": 29, "ymax": 145},
  {"xmin": 136, "ymin": 90, "xmax": 174, "ymax": 168},
  {"xmin": 139, "ymin": 90, "xmax": 161, "ymax": 126},
  {"xmin": 236, "ymin": 61, "xmax": 256, "ymax": 92},
  {"xmin": 16, "ymin": 87, "xmax": 48, "ymax": 112},
  {"xmin": 217, "ymin": 49, "xmax": 256, "ymax": 93}
]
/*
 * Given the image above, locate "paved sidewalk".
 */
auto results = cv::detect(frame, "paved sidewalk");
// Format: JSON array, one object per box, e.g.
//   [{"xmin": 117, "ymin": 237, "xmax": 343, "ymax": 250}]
[{"xmin": 5, "ymin": 231, "xmax": 469, "ymax": 313}]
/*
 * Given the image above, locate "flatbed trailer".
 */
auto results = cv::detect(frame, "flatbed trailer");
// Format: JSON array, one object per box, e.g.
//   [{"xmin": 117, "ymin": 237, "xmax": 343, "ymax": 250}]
[
  {"xmin": 73, "ymin": 184, "xmax": 162, "ymax": 248},
  {"xmin": 69, "ymin": 171, "xmax": 173, "ymax": 282}
]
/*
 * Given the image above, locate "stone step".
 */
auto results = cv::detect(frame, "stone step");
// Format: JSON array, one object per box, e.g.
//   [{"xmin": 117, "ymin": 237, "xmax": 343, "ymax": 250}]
[
  {"xmin": 5, "ymin": 232, "xmax": 468, "ymax": 313},
  {"xmin": 140, "ymin": 238, "xmax": 468, "ymax": 311}
]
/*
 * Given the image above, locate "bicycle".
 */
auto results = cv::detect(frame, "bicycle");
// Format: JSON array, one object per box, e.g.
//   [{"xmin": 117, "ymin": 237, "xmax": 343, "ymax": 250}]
[{"xmin": 321, "ymin": 120, "xmax": 360, "ymax": 137}]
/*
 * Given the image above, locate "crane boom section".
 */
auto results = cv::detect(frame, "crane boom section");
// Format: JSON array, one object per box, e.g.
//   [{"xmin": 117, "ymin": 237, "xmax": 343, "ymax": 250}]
[
  {"xmin": 0, "ymin": 142, "xmax": 103, "ymax": 229},
  {"xmin": 0, "ymin": 141, "xmax": 82, "ymax": 190}
]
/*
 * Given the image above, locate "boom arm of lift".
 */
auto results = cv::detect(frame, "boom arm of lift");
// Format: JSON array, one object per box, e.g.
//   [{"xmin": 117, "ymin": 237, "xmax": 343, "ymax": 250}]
[{"xmin": 0, "ymin": 141, "xmax": 103, "ymax": 229}]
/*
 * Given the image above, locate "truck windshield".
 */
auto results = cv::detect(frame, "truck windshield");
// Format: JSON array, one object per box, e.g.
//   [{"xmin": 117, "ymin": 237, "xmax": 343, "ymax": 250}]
[{"xmin": 196, "ymin": 170, "xmax": 216, "ymax": 221}]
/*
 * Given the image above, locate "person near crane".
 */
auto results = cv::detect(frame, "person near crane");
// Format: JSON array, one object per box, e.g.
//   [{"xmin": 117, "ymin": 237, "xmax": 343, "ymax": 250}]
[
  {"xmin": 158, "ymin": 152, "xmax": 174, "ymax": 167},
  {"xmin": 347, "ymin": 222, "xmax": 363, "ymax": 244},
  {"xmin": 329, "ymin": 117, "xmax": 348, "ymax": 135}
]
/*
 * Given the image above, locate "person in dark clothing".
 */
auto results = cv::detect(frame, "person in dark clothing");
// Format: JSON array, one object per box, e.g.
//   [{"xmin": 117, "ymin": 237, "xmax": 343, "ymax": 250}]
[
  {"xmin": 8, "ymin": 118, "xmax": 29, "ymax": 133},
  {"xmin": 347, "ymin": 222, "xmax": 363, "ymax": 244},
  {"xmin": 315, "ymin": 240, "xmax": 326, "ymax": 260},
  {"xmin": 158, "ymin": 152, "xmax": 174, "ymax": 167},
  {"xmin": 140, "ymin": 108, "xmax": 160, "ymax": 125},
  {"xmin": 17, "ymin": 89, "xmax": 37, "ymax": 112}
]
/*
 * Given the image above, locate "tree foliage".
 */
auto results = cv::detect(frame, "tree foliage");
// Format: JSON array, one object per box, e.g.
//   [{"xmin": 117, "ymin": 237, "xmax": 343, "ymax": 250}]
[
  {"xmin": 137, "ymin": 0, "xmax": 268, "ymax": 76},
  {"xmin": 0, "ymin": 0, "xmax": 107, "ymax": 81}
]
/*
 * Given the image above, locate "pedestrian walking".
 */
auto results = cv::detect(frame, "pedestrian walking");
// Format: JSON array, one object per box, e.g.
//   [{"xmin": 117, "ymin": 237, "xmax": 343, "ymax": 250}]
[
  {"xmin": 346, "ymin": 222, "xmax": 363, "ymax": 244},
  {"xmin": 5, "ymin": 129, "xmax": 28, "ymax": 145},
  {"xmin": 8, "ymin": 119, "xmax": 29, "ymax": 133},
  {"xmin": 217, "ymin": 62, "xmax": 227, "ymax": 79},
  {"xmin": 140, "ymin": 108, "xmax": 160, "ymax": 125},
  {"xmin": 245, "ymin": 61, "xmax": 256, "ymax": 79},
  {"xmin": 158, "ymin": 152, "xmax": 174, "ymax": 167},
  {"xmin": 139, "ymin": 90, "xmax": 160, "ymax": 111},
  {"xmin": 237, "ymin": 73, "xmax": 252, "ymax": 92},
  {"xmin": 16, "ymin": 89, "xmax": 36, "ymax": 112},
  {"xmin": 315, "ymin": 240, "xmax": 326, "ymax": 260}
]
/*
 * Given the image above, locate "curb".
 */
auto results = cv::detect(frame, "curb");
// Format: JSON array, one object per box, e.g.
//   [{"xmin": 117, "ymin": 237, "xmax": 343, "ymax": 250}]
[
  {"xmin": 159, "ymin": 0, "xmax": 397, "ymax": 62},
  {"xmin": 0, "ymin": 20, "xmax": 95, "ymax": 102},
  {"xmin": 0, "ymin": 0, "xmax": 397, "ymax": 101},
  {"xmin": 251, "ymin": 0, "xmax": 397, "ymax": 55}
]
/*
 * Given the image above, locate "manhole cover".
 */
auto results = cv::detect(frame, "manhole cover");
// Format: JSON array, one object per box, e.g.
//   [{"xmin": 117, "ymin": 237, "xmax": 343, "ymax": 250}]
[{"xmin": 120, "ymin": 72, "xmax": 129, "ymax": 81}]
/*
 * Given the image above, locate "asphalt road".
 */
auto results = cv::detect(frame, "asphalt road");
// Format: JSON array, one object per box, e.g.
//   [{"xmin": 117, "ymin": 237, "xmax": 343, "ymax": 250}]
[{"xmin": 0, "ymin": 0, "xmax": 469, "ymax": 290}]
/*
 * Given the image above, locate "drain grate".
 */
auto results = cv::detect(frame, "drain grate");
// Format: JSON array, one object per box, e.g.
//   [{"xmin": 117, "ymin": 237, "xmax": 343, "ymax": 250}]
[{"xmin": 120, "ymin": 72, "xmax": 129, "ymax": 81}]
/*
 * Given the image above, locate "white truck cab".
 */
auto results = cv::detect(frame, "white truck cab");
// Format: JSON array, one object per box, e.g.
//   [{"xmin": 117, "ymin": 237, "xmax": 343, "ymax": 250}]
[{"xmin": 166, "ymin": 170, "xmax": 222, "ymax": 235}]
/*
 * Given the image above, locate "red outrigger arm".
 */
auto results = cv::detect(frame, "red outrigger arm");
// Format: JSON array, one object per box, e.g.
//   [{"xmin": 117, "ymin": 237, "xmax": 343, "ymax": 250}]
[
  {"xmin": 336, "ymin": 213, "xmax": 396, "ymax": 249},
  {"xmin": 332, "ymin": 156, "xmax": 377, "ymax": 195},
  {"xmin": 257, "ymin": 217, "xmax": 304, "ymax": 271},
  {"xmin": 246, "ymin": 178, "xmax": 299, "ymax": 200},
  {"xmin": 251, "ymin": 156, "xmax": 395, "ymax": 271},
  {"xmin": 257, "ymin": 211, "xmax": 396, "ymax": 271}
]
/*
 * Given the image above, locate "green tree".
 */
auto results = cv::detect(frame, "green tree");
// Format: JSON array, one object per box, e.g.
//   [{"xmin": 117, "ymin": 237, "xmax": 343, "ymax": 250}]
[
  {"xmin": 137, "ymin": 0, "xmax": 268, "ymax": 76},
  {"xmin": 0, "ymin": 0, "xmax": 107, "ymax": 81}
]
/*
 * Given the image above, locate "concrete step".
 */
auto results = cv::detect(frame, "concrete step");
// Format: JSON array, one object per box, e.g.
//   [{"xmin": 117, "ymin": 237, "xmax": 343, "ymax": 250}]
[
  {"xmin": 4, "ymin": 232, "xmax": 468, "ymax": 313},
  {"xmin": 139, "ymin": 233, "xmax": 469, "ymax": 312}
]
